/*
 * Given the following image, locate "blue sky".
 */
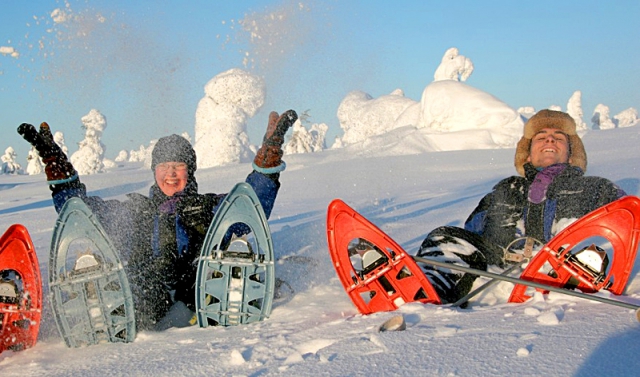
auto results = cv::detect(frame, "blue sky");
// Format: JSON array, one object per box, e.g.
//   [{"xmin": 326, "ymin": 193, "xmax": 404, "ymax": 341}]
[{"xmin": 2, "ymin": 0, "xmax": 639, "ymax": 161}]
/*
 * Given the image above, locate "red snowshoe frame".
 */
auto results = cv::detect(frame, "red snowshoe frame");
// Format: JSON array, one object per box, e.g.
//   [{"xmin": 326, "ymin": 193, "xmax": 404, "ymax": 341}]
[
  {"xmin": 510, "ymin": 196, "xmax": 640, "ymax": 303},
  {"xmin": 327, "ymin": 199, "xmax": 440, "ymax": 315},
  {"xmin": 0, "ymin": 224, "xmax": 42, "ymax": 353}
]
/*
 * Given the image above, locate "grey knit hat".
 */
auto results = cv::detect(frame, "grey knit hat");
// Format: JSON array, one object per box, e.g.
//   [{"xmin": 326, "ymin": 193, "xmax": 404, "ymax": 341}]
[{"xmin": 151, "ymin": 134, "xmax": 197, "ymax": 175}]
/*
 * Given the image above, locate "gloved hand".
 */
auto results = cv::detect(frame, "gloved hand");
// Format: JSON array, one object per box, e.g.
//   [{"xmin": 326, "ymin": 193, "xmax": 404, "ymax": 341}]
[
  {"xmin": 253, "ymin": 110, "xmax": 298, "ymax": 174},
  {"xmin": 17, "ymin": 122, "xmax": 78, "ymax": 185}
]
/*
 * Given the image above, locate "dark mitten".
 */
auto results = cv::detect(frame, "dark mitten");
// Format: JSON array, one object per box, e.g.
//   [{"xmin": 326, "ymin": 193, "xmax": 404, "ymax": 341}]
[
  {"xmin": 253, "ymin": 110, "xmax": 297, "ymax": 174},
  {"xmin": 18, "ymin": 122, "xmax": 78, "ymax": 185}
]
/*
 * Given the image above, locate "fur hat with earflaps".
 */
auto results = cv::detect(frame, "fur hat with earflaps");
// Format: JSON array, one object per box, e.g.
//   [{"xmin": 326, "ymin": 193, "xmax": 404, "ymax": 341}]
[{"xmin": 514, "ymin": 109, "xmax": 587, "ymax": 176}]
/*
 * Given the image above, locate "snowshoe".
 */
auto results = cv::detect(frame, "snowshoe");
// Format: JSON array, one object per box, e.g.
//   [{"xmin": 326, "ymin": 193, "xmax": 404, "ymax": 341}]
[
  {"xmin": 510, "ymin": 196, "xmax": 640, "ymax": 303},
  {"xmin": 0, "ymin": 225, "xmax": 42, "ymax": 354},
  {"xmin": 327, "ymin": 199, "xmax": 441, "ymax": 315},
  {"xmin": 49, "ymin": 198, "xmax": 135, "ymax": 347},
  {"xmin": 195, "ymin": 182, "xmax": 275, "ymax": 327}
]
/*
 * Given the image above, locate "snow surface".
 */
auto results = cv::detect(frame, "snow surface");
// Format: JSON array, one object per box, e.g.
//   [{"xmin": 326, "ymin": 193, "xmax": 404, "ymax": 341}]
[{"xmin": 1, "ymin": 116, "xmax": 640, "ymax": 376}]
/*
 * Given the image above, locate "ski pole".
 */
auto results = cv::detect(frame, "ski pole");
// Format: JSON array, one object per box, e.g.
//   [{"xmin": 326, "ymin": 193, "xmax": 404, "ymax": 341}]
[
  {"xmin": 450, "ymin": 262, "xmax": 523, "ymax": 308},
  {"xmin": 413, "ymin": 255, "xmax": 640, "ymax": 314}
]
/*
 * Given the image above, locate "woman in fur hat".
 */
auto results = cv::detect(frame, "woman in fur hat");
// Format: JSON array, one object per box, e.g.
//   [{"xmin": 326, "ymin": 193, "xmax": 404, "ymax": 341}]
[
  {"xmin": 416, "ymin": 109, "xmax": 626, "ymax": 304},
  {"xmin": 19, "ymin": 110, "xmax": 297, "ymax": 329}
]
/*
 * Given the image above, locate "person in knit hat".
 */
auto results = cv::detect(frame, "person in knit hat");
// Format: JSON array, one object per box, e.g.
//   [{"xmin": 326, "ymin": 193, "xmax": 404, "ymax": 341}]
[
  {"xmin": 18, "ymin": 110, "xmax": 298, "ymax": 330},
  {"xmin": 414, "ymin": 109, "xmax": 626, "ymax": 305}
]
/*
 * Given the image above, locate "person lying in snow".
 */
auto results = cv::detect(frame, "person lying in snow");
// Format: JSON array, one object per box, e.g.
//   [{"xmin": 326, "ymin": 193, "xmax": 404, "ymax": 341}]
[
  {"xmin": 18, "ymin": 110, "xmax": 297, "ymax": 329},
  {"xmin": 416, "ymin": 109, "xmax": 626, "ymax": 304}
]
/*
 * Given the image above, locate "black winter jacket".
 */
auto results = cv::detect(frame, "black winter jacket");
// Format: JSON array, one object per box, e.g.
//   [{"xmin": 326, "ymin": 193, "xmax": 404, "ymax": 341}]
[{"xmin": 464, "ymin": 163, "xmax": 625, "ymax": 264}]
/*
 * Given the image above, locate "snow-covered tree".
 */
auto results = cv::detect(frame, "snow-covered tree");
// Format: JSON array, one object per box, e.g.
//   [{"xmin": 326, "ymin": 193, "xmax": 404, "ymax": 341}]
[
  {"xmin": 284, "ymin": 120, "xmax": 328, "ymax": 155},
  {"xmin": 194, "ymin": 68, "xmax": 265, "ymax": 168},
  {"xmin": 114, "ymin": 150, "xmax": 128, "ymax": 162},
  {"xmin": 1, "ymin": 147, "xmax": 23, "ymax": 175},
  {"xmin": 614, "ymin": 108, "xmax": 639, "ymax": 128},
  {"xmin": 331, "ymin": 136, "xmax": 344, "ymax": 149},
  {"xmin": 128, "ymin": 140, "xmax": 156, "ymax": 169},
  {"xmin": 70, "ymin": 109, "xmax": 107, "ymax": 175},
  {"xmin": 26, "ymin": 147, "xmax": 44, "ymax": 175},
  {"xmin": 54, "ymin": 131, "xmax": 69, "ymax": 156},
  {"xmin": 337, "ymin": 89, "xmax": 416, "ymax": 145},
  {"xmin": 567, "ymin": 91, "xmax": 587, "ymax": 130},
  {"xmin": 517, "ymin": 107, "xmax": 536, "ymax": 121},
  {"xmin": 517, "ymin": 107, "xmax": 536, "ymax": 115},
  {"xmin": 591, "ymin": 104, "xmax": 615, "ymax": 130},
  {"xmin": 433, "ymin": 47, "xmax": 474, "ymax": 82},
  {"xmin": 418, "ymin": 80, "xmax": 522, "ymax": 148},
  {"xmin": 102, "ymin": 158, "xmax": 117, "ymax": 169}
]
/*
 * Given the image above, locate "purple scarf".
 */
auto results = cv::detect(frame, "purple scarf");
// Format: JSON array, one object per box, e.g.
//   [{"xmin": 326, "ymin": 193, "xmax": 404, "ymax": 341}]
[{"xmin": 528, "ymin": 164, "xmax": 568, "ymax": 204}]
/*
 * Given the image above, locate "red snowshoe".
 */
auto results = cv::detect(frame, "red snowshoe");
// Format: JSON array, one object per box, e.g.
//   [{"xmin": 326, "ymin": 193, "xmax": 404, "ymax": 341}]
[
  {"xmin": 327, "ymin": 199, "xmax": 440, "ymax": 314},
  {"xmin": 510, "ymin": 196, "xmax": 640, "ymax": 303},
  {"xmin": 0, "ymin": 225, "xmax": 42, "ymax": 353}
]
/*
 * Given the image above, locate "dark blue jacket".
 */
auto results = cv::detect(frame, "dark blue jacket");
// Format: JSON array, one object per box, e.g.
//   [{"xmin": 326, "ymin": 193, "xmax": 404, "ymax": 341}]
[
  {"xmin": 464, "ymin": 163, "xmax": 625, "ymax": 264},
  {"xmin": 50, "ymin": 170, "xmax": 279, "ymax": 326}
]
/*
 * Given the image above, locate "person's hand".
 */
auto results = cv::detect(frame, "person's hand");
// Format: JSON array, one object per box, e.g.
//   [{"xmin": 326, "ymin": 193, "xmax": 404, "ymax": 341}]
[
  {"xmin": 18, "ymin": 122, "xmax": 78, "ymax": 184},
  {"xmin": 253, "ymin": 110, "xmax": 297, "ymax": 173}
]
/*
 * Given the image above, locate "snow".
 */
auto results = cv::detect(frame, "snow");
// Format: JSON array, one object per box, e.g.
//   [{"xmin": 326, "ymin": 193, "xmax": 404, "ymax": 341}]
[{"xmin": 2, "ymin": 99, "xmax": 640, "ymax": 375}]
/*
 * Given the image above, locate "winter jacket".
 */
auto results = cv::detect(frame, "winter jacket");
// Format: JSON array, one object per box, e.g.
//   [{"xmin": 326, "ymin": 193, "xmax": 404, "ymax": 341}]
[
  {"xmin": 50, "ymin": 170, "xmax": 280, "ymax": 328},
  {"xmin": 464, "ymin": 163, "xmax": 626, "ymax": 265}
]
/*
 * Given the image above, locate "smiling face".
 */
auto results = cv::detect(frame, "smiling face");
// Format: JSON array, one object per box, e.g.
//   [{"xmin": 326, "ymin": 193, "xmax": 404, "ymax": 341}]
[
  {"xmin": 155, "ymin": 161, "xmax": 188, "ymax": 196},
  {"xmin": 527, "ymin": 128, "xmax": 571, "ymax": 168}
]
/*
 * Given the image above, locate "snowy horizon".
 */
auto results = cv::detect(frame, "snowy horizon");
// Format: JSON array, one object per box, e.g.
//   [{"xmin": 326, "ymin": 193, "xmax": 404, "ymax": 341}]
[{"xmin": 3, "ymin": 48, "xmax": 638, "ymax": 176}]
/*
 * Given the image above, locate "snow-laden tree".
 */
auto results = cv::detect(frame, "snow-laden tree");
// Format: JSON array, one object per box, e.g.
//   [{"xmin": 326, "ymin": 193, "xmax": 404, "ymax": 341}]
[
  {"xmin": 194, "ymin": 68, "xmax": 265, "ymax": 168},
  {"xmin": 54, "ymin": 131, "xmax": 69, "ymax": 156},
  {"xmin": 1, "ymin": 147, "xmax": 23, "ymax": 175},
  {"xmin": 433, "ymin": 47, "xmax": 474, "ymax": 82},
  {"xmin": 517, "ymin": 107, "xmax": 536, "ymax": 121},
  {"xmin": 567, "ymin": 91, "xmax": 587, "ymax": 130},
  {"xmin": 614, "ymin": 108, "xmax": 639, "ymax": 128},
  {"xmin": 330, "ymin": 136, "xmax": 344, "ymax": 149},
  {"xmin": 26, "ymin": 147, "xmax": 44, "ymax": 175},
  {"xmin": 337, "ymin": 89, "xmax": 416, "ymax": 145},
  {"xmin": 591, "ymin": 104, "xmax": 615, "ymax": 130},
  {"xmin": 128, "ymin": 140, "xmax": 156, "ymax": 169},
  {"xmin": 70, "ymin": 109, "xmax": 107, "ymax": 175},
  {"xmin": 418, "ymin": 80, "xmax": 522, "ymax": 148},
  {"xmin": 114, "ymin": 150, "xmax": 128, "ymax": 162},
  {"xmin": 284, "ymin": 120, "xmax": 328, "ymax": 155}
]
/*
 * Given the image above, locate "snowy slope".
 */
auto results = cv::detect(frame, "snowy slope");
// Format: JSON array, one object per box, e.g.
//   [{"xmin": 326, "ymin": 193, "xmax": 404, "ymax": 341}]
[{"xmin": 1, "ymin": 125, "xmax": 640, "ymax": 376}]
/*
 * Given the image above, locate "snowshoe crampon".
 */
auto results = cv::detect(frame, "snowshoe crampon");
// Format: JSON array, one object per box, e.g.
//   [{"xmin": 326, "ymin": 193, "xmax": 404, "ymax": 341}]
[
  {"xmin": 327, "ymin": 199, "xmax": 440, "ymax": 315},
  {"xmin": 0, "ymin": 225, "xmax": 42, "ymax": 354},
  {"xmin": 510, "ymin": 196, "xmax": 640, "ymax": 303},
  {"xmin": 49, "ymin": 198, "xmax": 135, "ymax": 347},
  {"xmin": 195, "ymin": 183, "xmax": 275, "ymax": 327}
]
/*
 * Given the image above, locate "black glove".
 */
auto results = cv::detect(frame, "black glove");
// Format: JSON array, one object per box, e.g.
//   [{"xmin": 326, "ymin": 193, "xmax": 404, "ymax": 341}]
[
  {"xmin": 253, "ymin": 110, "xmax": 297, "ymax": 173},
  {"xmin": 17, "ymin": 122, "xmax": 78, "ymax": 185}
]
